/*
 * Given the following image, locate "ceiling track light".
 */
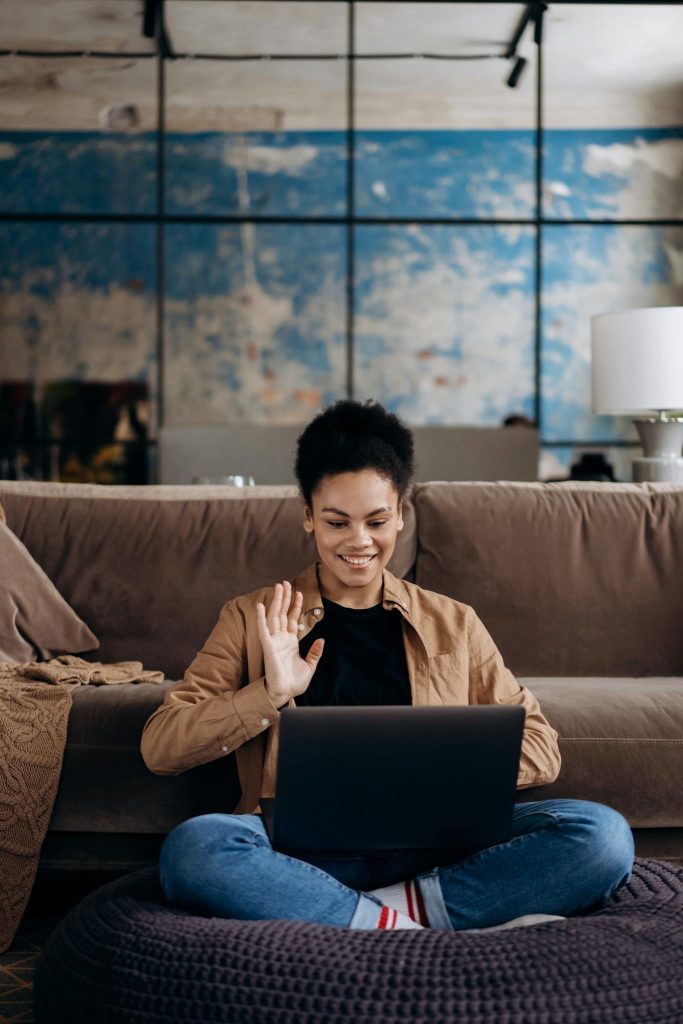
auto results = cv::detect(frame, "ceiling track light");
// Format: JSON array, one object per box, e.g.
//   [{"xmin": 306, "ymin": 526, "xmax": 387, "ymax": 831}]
[
  {"xmin": 504, "ymin": 1, "xmax": 547, "ymax": 88},
  {"xmin": 505, "ymin": 3, "xmax": 533, "ymax": 60},
  {"xmin": 142, "ymin": 0, "xmax": 174, "ymax": 58},
  {"xmin": 533, "ymin": 1, "xmax": 548, "ymax": 45},
  {"xmin": 142, "ymin": 0, "xmax": 159, "ymax": 40},
  {"xmin": 506, "ymin": 55, "xmax": 527, "ymax": 88}
]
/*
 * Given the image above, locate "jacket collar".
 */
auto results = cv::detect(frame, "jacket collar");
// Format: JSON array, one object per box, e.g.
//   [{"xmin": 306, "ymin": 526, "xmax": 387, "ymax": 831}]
[{"xmin": 293, "ymin": 562, "xmax": 410, "ymax": 617}]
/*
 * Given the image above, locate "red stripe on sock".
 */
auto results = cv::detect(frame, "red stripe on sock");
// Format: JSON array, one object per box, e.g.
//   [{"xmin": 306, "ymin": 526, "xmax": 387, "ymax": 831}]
[
  {"xmin": 414, "ymin": 882, "xmax": 429, "ymax": 926},
  {"xmin": 378, "ymin": 906, "xmax": 390, "ymax": 929}
]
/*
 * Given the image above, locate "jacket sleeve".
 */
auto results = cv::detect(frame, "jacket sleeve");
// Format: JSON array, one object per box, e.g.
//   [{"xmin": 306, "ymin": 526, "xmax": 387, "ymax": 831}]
[
  {"xmin": 466, "ymin": 610, "xmax": 561, "ymax": 789},
  {"xmin": 140, "ymin": 597, "xmax": 280, "ymax": 775}
]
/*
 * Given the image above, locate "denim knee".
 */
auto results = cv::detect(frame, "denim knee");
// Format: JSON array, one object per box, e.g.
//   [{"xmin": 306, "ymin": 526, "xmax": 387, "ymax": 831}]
[
  {"xmin": 159, "ymin": 813, "xmax": 260, "ymax": 905},
  {"xmin": 564, "ymin": 799, "xmax": 634, "ymax": 898}
]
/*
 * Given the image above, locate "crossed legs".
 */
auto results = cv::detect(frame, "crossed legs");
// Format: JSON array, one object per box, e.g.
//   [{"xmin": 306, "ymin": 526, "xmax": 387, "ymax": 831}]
[{"xmin": 159, "ymin": 799, "xmax": 635, "ymax": 930}]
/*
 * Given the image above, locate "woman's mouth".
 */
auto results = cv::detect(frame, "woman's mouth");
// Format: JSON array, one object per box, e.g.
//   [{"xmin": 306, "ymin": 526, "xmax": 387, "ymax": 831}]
[{"xmin": 338, "ymin": 553, "xmax": 377, "ymax": 569}]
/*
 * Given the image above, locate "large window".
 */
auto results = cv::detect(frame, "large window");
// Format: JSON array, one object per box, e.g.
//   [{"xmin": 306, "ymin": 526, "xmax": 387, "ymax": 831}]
[{"xmin": 1, "ymin": 1, "xmax": 682, "ymax": 482}]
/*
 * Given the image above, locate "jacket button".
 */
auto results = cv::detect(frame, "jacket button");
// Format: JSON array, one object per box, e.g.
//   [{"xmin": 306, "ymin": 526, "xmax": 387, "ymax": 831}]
[
  {"xmin": 220, "ymin": 745, "xmax": 228, "ymax": 753},
  {"xmin": 313, "ymin": 608, "xmax": 321, "ymax": 616},
  {"xmin": 260, "ymin": 718, "xmax": 270, "ymax": 727},
  {"xmin": 297, "ymin": 623, "xmax": 305, "ymax": 631}
]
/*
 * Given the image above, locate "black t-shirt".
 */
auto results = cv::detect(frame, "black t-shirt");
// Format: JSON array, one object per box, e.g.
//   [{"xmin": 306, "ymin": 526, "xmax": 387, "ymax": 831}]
[{"xmin": 297, "ymin": 596, "xmax": 412, "ymax": 706}]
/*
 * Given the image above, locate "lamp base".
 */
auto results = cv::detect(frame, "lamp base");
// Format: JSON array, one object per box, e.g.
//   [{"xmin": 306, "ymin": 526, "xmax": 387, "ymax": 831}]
[
  {"xmin": 632, "ymin": 419, "xmax": 683, "ymax": 482},
  {"xmin": 632, "ymin": 456, "xmax": 683, "ymax": 483}
]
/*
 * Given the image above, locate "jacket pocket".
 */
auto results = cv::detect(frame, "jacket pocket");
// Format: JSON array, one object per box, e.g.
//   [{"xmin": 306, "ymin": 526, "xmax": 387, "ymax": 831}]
[{"xmin": 427, "ymin": 652, "xmax": 469, "ymax": 704}]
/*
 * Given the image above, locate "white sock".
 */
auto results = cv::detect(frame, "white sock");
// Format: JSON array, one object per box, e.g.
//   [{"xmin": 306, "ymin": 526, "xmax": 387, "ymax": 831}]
[
  {"xmin": 368, "ymin": 880, "xmax": 429, "ymax": 927},
  {"xmin": 376, "ymin": 905, "xmax": 424, "ymax": 930}
]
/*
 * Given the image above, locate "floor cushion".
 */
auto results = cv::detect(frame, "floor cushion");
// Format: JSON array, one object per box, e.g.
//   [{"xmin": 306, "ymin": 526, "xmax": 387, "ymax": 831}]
[{"xmin": 34, "ymin": 858, "xmax": 683, "ymax": 1024}]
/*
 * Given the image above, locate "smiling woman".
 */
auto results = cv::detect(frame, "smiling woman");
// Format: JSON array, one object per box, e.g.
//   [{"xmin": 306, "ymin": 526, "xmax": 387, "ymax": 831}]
[
  {"xmin": 252, "ymin": 401, "xmax": 414, "ymax": 707},
  {"xmin": 139, "ymin": 397, "xmax": 634, "ymax": 938}
]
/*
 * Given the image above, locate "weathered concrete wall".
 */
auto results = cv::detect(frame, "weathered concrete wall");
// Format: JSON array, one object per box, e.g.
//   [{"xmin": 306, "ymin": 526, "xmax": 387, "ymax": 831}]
[{"xmin": 1, "ymin": 2, "xmax": 682, "ymax": 483}]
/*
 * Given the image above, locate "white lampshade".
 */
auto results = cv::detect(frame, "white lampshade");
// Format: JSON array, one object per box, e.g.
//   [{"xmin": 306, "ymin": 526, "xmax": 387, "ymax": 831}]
[{"xmin": 591, "ymin": 306, "xmax": 683, "ymax": 414}]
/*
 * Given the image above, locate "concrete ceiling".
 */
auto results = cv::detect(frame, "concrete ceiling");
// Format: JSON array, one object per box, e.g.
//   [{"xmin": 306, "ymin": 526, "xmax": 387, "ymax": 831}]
[{"xmin": 0, "ymin": 2, "xmax": 681, "ymax": 130}]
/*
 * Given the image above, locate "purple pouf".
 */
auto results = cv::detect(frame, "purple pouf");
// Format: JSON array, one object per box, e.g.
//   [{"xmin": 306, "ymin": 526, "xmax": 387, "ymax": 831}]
[{"xmin": 34, "ymin": 858, "xmax": 683, "ymax": 1024}]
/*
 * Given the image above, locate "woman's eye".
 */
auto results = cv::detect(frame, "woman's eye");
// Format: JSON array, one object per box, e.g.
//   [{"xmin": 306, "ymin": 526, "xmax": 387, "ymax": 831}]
[{"xmin": 326, "ymin": 520, "xmax": 388, "ymax": 529}]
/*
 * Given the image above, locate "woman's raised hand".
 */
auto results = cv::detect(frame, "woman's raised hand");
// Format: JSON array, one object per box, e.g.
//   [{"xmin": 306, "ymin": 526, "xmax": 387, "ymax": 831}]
[{"xmin": 256, "ymin": 581, "xmax": 325, "ymax": 708}]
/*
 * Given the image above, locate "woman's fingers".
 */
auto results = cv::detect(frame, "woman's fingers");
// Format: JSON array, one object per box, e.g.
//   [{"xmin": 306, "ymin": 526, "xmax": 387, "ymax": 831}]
[
  {"xmin": 256, "ymin": 602, "xmax": 273, "ymax": 648},
  {"xmin": 266, "ymin": 582, "xmax": 283, "ymax": 632},
  {"xmin": 279, "ymin": 581, "xmax": 291, "ymax": 631},
  {"xmin": 265, "ymin": 582, "xmax": 299, "ymax": 635},
  {"xmin": 304, "ymin": 637, "xmax": 325, "ymax": 672},
  {"xmin": 287, "ymin": 589, "xmax": 303, "ymax": 633}
]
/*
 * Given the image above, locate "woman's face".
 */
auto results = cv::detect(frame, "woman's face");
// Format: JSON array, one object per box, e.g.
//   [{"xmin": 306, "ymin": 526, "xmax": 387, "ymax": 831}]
[{"xmin": 303, "ymin": 469, "xmax": 404, "ymax": 608}]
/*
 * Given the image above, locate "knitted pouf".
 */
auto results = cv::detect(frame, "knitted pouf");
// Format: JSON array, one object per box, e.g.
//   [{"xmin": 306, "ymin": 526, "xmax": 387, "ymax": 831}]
[{"xmin": 34, "ymin": 857, "xmax": 683, "ymax": 1024}]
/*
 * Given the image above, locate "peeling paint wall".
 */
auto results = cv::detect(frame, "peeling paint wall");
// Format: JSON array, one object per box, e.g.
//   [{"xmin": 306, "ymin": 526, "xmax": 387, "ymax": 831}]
[{"xmin": 2, "ymin": 126, "xmax": 682, "ymax": 437}]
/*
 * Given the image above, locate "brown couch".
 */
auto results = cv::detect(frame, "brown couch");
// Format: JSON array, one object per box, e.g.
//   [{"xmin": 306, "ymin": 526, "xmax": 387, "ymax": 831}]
[{"xmin": 2, "ymin": 478, "xmax": 682, "ymax": 875}]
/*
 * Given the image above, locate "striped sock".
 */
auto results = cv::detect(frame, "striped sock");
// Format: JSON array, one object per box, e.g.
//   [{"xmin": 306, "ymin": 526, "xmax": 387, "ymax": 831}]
[
  {"xmin": 369, "ymin": 880, "xmax": 430, "ymax": 927},
  {"xmin": 376, "ymin": 904, "xmax": 424, "ymax": 930}
]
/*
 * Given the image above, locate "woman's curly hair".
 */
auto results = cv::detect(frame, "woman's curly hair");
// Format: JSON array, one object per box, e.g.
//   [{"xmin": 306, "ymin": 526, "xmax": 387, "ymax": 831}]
[{"xmin": 294, "ymin": 400, "xmax": 414, "ymax": 507}]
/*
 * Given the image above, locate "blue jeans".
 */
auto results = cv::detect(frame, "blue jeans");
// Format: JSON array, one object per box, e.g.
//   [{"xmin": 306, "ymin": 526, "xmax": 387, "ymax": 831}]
[{"xmin": 159, "ymin": 799, "xmax": 634, "ymax": 930}]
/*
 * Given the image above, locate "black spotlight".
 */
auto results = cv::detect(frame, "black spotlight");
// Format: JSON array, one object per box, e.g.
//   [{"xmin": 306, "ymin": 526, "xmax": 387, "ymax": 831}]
[
  {"xmin": 142, "ymin": 0, "xmax": 159, "ymax": 39},
  {"xmin": 506, "ymin": 55, "xmax": 527, "ymax": 88}
]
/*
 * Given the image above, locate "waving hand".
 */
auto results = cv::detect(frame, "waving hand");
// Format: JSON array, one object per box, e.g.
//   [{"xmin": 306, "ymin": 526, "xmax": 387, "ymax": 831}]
[{"xmin": 257, "ymin": 581, "xmax": 325, "ymax": 708}]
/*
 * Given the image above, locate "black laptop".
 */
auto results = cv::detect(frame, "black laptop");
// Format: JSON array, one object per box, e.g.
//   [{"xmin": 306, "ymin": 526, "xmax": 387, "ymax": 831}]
[{"xmin": 261, "ymin": 705, "xmax": 525, "ymax": 854}]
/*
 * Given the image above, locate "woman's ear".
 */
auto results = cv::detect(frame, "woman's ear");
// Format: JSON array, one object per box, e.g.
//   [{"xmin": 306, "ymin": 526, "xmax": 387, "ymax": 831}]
[
  {"xmin": 303, "ymin": 505, "xmax": 315, "ymax": 534},
  {"xmin": 397, "ymin": 500, "xmax": 404, "ymax": 532}
]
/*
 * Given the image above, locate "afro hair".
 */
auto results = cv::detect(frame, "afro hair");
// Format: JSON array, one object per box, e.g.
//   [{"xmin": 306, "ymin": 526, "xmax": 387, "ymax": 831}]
[{"xmin": 294, "ymin": 400, "xmax": 414, "ymax": 507}]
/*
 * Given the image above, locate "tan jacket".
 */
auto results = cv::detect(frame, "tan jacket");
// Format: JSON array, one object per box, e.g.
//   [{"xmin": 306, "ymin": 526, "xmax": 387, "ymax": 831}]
[{"xmin": 141, "ymin": 563, "xmax": 561, "ymax": 813}]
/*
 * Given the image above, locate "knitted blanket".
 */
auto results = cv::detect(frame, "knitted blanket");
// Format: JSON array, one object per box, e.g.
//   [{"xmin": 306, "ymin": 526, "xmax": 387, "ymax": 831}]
[{"xmin": 0, "ymin": 657, "xmax": 163, "ymax": 953}]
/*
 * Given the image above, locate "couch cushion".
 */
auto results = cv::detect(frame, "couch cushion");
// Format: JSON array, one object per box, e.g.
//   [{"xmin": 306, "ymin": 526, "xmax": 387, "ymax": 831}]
[
  {"xmin": 519, "ymin": 677, "xmax": 683, "ymax": 827},
  {"xmin": 0, "ymin": 519, "xmax": 98, "ymax": 662},
  {"xmin": 53, "ymin": 677, "xmax": 683, "ymax": 837},
  {"xmin": 0, "ymin": 482, "xmax": 416, "ymax": 680},
  {"xmin": 49, "ymin": 681, "xmax": 240, "ymax": 834},
  {"xmin": 415, "ymin": 481, "xmax": 683, "ymax": 676}
]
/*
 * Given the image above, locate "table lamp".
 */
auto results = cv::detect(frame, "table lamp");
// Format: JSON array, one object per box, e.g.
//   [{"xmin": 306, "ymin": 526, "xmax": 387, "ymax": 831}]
[{"xmin": 591, "ymin": 306, "xmax": 683, "ymax": 482}]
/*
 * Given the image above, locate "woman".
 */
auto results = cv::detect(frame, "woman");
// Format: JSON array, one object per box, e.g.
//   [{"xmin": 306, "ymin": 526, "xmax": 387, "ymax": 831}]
[{"xmin": 141, "ymin": 400, "xmax": 634, "ymax": 931}]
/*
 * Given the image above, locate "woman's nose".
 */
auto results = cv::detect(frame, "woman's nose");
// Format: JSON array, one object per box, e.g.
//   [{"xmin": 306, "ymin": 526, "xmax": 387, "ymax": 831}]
[{"xmin": 350, "ymin": 525, "xmax": 372, "ymax": 547}]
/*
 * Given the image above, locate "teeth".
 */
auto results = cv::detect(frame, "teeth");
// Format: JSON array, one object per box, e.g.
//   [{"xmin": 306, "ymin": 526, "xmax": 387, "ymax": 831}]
[{"xmin": 341, "ymin": 555, "xmax": 374, "ymax": 565}]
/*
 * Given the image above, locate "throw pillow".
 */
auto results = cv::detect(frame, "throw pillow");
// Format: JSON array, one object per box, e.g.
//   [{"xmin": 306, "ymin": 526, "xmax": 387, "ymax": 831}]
[{"xmin": 0, "ymin": 520, "xmax": 99, "ymax": 663}]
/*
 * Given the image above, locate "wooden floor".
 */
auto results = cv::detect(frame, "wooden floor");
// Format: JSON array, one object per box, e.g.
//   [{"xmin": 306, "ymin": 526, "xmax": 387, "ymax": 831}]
[
  {"xmin": 0, "ymin": 916, "xmax": 58, "ymax": 1024},
  {"xmin": 0, "ymin": 869, "xmax": 124, "ymax": 1024}
]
